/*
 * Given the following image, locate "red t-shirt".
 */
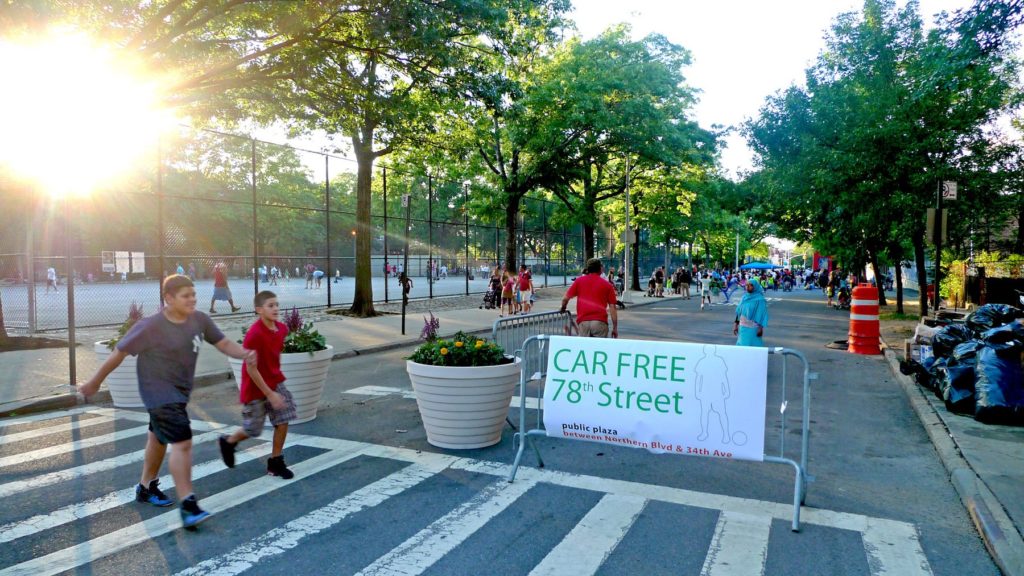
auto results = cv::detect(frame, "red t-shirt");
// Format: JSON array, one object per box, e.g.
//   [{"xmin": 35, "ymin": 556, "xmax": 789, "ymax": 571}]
[
  {"xmin": 213, "ymin": 268, "xmax": 227, "ymax": 287},
  {"xmin": 566, "ymin": 273, "xmax": 616, "ymax": 323},
  {"xmin": 518, "ymin": 271, "xmax": 532, "ymax": 291},
  {"xmin": 240, "ymin": 319, "xmax": 288, "ymax": 403}
]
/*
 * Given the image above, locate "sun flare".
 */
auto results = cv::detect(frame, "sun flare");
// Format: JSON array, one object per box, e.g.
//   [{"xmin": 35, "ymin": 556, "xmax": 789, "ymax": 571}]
[{"xmin": 0, "ymin": 29, "xmax": 175, "ymax": 197}]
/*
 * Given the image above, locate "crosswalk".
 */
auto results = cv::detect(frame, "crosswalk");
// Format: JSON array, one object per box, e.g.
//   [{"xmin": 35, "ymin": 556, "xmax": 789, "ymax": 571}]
[{"xmin": 0, "ymin": 407, "xmax": 934, "ymax": 576}]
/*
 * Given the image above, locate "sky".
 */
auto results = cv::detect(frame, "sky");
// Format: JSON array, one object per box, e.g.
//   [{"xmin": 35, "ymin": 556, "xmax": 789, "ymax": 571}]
[{"xmin": 569, "ymin": 0, "xmax": 982, "ymax": 178}]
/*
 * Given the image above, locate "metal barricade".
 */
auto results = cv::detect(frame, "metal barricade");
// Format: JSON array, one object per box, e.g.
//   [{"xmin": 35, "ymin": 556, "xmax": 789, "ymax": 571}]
[
  {"xmin": 507, "ymin": 335, "xmax": 817, "ymax": 532},
  {"xmin": 491, "ymin": 310, "xmax": 576, "ymax": 360}
]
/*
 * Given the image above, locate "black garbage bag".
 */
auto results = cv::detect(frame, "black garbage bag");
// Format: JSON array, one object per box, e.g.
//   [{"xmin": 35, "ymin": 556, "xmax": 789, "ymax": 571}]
[
  {"xmin": 981, "ymin": 322, "xmax": 1024, "ymax": 347},
  {"xmin": 932, "ymin": 324, "xmax": 974, "ymax": 359},
  {"xmin": 974, "ymin": 342, "xmax": 1024, "ymax": 425},
  {"xmin": 966, "ymin": 304, "xmax": 1022, "ymax": 334},
  {"xmin": 920, "ymin": 356, "xmax": 946, "ymax": 393},
  {"xmin": 941, "ymin": 342, "xmax": 984, "ymax": 415}
]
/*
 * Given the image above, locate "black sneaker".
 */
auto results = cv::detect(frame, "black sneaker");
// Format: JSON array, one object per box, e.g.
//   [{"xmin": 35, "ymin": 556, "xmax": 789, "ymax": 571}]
[
  {"xmin": 180, "ymin": 495, "xmax": 210, "ymax": 529},
  {"xmin": 136, "ymin": 479, "xmax": 174, "ymax": 507},
  {"xmin": 218, "ymin": 436, "xmax": 236, "ymax": 468},
  {"xmin": 267, "ymin": 455, "xmax": 294, "ymax": 479}
]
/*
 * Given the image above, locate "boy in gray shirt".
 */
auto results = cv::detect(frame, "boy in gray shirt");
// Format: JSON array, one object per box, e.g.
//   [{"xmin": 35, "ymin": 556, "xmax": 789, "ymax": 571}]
[{"xmin": 78, "ymin": 275, "xmax": 255, "ymax": 529}]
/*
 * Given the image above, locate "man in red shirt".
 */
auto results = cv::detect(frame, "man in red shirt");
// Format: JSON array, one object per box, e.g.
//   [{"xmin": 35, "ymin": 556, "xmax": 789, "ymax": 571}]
[{"xmin": 560, "ymin": 258, "xmax": 618, "ymax": 338}]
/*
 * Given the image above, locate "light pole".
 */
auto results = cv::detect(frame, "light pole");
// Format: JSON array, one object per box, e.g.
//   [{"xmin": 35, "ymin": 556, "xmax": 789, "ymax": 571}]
[{"xmin": 351, "ymin": 229, "xmax": 356, "ymax": 266}]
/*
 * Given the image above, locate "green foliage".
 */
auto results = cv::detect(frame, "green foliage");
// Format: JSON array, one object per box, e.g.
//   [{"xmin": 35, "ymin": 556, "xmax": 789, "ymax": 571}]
[
  {"xmin": 408, "ymin": 331, "xmax": 510, "ymax": 367},
  {"xmin": 284, "ymin": 322, "xmax": 327, "ymax": 355}
]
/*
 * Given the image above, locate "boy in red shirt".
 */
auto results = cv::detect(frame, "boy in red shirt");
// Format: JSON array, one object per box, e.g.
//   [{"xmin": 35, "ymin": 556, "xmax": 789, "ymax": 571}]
[{"xmin": 218, "ymin": 291, "xmax": 296, "ymax": 479}]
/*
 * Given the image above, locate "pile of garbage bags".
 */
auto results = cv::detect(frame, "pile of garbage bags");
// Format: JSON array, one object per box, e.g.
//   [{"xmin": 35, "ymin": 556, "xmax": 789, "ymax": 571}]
[{"xmin": 900, "ymin": 304, "xmax": 1024, "ymax": 425}]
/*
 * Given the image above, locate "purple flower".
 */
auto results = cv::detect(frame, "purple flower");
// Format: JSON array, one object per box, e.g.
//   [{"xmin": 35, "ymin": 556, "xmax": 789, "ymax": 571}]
[
  {"xmin": 284, "ymin": 307, "xmax": 303, "ymax": 333},
  {"xmin": 420, "ymin": 312, "xmax": 440, "ymax": 341}
]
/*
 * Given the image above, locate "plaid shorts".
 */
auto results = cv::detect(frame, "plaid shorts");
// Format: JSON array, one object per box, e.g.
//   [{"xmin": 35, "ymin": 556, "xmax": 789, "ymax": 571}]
[{"xmin": 241, "ymin": 384, "xmax": 296, "ymax": 437}]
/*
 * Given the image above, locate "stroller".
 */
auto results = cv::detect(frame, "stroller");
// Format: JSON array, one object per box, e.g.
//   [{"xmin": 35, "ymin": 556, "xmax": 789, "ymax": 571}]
[{"xmin": 480, "ymin": 278, "xmax": 501, "ymax": 309}]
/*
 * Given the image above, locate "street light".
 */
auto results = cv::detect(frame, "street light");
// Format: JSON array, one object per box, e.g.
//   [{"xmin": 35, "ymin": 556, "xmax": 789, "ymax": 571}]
[{"xmin": 351, "ymin": 229, "xmax": 357, "ymax": 262}]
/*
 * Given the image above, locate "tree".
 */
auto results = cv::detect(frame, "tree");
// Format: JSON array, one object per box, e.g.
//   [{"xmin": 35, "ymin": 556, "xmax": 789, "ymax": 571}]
[{"xmin": 540, "ymin": 28, "xmax": 714, "ymax": 260}]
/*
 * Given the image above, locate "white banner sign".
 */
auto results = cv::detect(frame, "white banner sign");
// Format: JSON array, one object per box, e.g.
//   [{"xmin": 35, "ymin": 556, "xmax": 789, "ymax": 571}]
[{"xmin": 543, "ymin": 336, "xmax": 769, "ymax": 462}]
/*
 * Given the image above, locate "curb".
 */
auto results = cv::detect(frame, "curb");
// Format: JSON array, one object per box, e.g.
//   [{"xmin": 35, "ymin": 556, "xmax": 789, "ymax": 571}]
[{"xmin": 883, "ymin": 348, "xmax": 1024, "ymax": 576}]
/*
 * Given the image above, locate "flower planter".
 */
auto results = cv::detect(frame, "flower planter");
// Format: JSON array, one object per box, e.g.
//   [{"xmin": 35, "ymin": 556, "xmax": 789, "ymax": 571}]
[
  {"xmin": 94, "ymin": 342, "xmax": 144, "ymax": 408},
  {"xmin": 229, "ymin": 345, "xmax": 333, "ymax": 425},
  {"xmin": 405, "ymin": 359, "xmax": 522, "ymax": 449}
]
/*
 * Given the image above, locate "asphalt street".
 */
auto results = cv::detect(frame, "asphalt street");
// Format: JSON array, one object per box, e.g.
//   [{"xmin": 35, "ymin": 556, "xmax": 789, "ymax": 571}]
[{"xmin": 0, "ymin": 290, "xmax": 1000, "ymax": 575}]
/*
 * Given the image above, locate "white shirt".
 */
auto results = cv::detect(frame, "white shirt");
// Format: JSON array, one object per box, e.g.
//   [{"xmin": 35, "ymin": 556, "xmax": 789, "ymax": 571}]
[{"xmin": 46, "ymin": 268, "xmax": 56, "ymax": 281}]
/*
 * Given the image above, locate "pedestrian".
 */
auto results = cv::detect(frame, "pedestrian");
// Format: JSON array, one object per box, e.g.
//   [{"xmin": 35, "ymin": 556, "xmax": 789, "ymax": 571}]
[
  {"xmin": 680, "ymin": 267, "xmax": 692, "ymax": 300},
  {"xmin": 700, "ymin": 271, "xmax": 713, "ymax": 310},
  {"xmin": 270, "ymin": 265, "xmax": 279, "ymax": 286},
  {"xmin": 734, "ymin": 277, "xmax": 769, "ymax": 347},
  {"xmin": 210, "ymin": 262, "xmax": 241, "ymax": 313},
  {"xmin": 188, "ymin": 262, "xmax": 197, "ymax": 281},
  {"xmin": 518, "ymin": 264, "xmax": 534, "ymax": 314},
  {"xmin": 500, "ymin": 271, "xmax": 515, "ymax": 317},
  {"xmin": 398, "ymin": 271, "xmax": 413, "ymax": 305},
  {"xmin": 313, "ymin": 267, "xmax": 324, "ymax": 289},
  {"xmin": 655, "ymin": 266, "xmax": 665, "ymax": 297},
  {"xmin": 560, "ymin": 258, "xmax": 618, "ymax": 338},
  {"xmin": 304, "ymin": 262, "xmax": 315, "ymax": 289},
  {"xmin": 77, "ymin": 274, "xmax": 257, "ymax": 529},
  {"xmin": 334, "ymin": 269, "xmax": 341, "ymax": 284},
  {"xmin": 218, "ymin": 291, "xmax": 296, "ymax": 480},
  {"xmin": 46, "ymin": 266, "xmax": 57, "ymax": 293},
  {"xmin": 176, "ymin": 262, "xmax": 185, "ymax": 276}
]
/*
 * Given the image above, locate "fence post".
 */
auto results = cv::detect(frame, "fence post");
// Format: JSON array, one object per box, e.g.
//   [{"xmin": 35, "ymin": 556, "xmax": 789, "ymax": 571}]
[
  {"xmin": 543, "ymin": 200, "xmax": 548, "ymax": 288},
  {"xmin": 325, "ymin": 154, "xmax": 332, "ymax": 308},
  {"xmin": 562, "ymin": 226, "xmax": 567, "ymax": 285},
  {"xmin": 158, "ymin": 135, "xmax": 166, "ymax": 304},
  {"xmin": 383, "ymin": 166, "xmax": 389, "ymax": 304},
  {"xmin": 64, "ymin": 199, "xmax": 77, "ymax": 385},
  {"xmin": 464, "ymin": 183, "xmax": 470, "ymax": 296},
  {"xmin": 428, "ymin": 172, "xmax": 433, "ymax": 299},
  {"xmin": 251, "ymin": 138, "xmax": 259, "ymax": 301},
  {"xmin": 27, "ymin": 213, "xmax": 36, "ymax": 333}
]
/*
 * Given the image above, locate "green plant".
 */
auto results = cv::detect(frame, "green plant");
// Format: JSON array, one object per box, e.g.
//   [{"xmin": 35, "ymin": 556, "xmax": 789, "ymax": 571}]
[
  {"xmin": 238, "ymin": 307, "xmax": 328, "ymax": 354},
  {"xmin": 106, "ymin": 302, "xmax": 144, "ymax": 350},
  {"xmin": 408, "ymin": 331, "xmax": 511, "ymax": 367}
]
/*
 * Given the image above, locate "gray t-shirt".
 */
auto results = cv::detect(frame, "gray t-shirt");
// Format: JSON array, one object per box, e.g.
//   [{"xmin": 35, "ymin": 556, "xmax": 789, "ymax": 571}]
[{"xmin": 117, "ymin": 312, "xmax": 225, "ymax": 409}]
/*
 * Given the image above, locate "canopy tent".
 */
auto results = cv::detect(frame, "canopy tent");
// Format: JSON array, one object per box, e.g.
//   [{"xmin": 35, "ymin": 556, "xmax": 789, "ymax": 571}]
[{"xmin": 739, "ymin": 262, "xmax": 782, "ymax": 270}]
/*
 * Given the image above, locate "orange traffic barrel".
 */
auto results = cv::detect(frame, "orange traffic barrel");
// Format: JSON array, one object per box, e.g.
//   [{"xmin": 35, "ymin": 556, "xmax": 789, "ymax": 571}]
[{"xmin": 849, "ymin": 284, "xmax": 881, "ymax": 354}]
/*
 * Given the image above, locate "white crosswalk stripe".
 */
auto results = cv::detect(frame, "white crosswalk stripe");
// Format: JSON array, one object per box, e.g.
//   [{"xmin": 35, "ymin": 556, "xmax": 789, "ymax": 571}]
[
  {"xmin": 0, "ymin": 407, "xmax": 935, "ymax": 576},
  {"xmin": 347, "ymin": 385, "xmax": 542, "ymax": 409}
]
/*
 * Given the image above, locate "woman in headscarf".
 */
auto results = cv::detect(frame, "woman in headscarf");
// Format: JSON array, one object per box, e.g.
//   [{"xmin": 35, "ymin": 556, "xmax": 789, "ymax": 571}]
[{"xmin": 733, "ymin": 278, "xmax": 769, "ymax": 347}]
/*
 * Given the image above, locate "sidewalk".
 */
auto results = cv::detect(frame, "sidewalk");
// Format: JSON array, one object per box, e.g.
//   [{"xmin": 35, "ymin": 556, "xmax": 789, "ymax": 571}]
[
  {"xmin": 883, "ymin": 339, "xmax": 1024, "ymax": 576},
  {"xmin": 1, "ymin": 285, "xmax": 1020, "ymax": 576}
]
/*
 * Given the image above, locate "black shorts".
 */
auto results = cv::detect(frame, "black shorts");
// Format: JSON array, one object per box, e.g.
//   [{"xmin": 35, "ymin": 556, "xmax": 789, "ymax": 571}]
[{"xmin": 147, "ymin": 403, "xmax": 193, "ymax": 445}]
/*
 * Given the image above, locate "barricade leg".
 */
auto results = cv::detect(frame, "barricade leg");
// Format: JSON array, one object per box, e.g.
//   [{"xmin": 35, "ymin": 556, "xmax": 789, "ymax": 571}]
[{"xmin": 765, "ymin": 455, "xmax": 804, "ymax": 532}]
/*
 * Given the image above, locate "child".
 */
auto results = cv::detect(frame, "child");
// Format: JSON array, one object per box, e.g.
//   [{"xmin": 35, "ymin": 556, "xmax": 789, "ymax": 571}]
[
  {"xmin": 218, "ymin": 291, "xmax": 297, "ymax": 479},
  {"xmin": 77, "ymin": 275, "xmax": 255, "ymax": 529},
  {"xmin": 501, "ymin": 272, "xmax": 516, "ymax": 317},
  {"xmin": 700, "ymin": 272, "xmax": 712, "ymax": 310}
]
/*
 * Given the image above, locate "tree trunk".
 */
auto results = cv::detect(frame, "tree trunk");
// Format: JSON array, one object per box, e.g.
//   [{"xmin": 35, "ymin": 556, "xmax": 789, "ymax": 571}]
[
  {"xmin": 349, "ymin": 137, "xmax": 377, "ymax": 317},
  {"xmin": 583, "ymin": 222, "xmax": 595, "ymax": 261},
  {"xmin": 913, "ymin": 233, "xmax": 928, "ymax": 316},
  {"xmin": 895, "ymin": 262, "xmax": 904, "ymax": 315},
  {"xmin": 503, "ymin": 193, "xmax": 521, "ymax": 272}
]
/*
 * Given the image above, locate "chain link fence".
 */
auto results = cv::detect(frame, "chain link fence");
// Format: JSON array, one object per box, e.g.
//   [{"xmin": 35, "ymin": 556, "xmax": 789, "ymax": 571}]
[{"xmin": 0, "ymin": 126, "xmax": 693, "ymax": 332}]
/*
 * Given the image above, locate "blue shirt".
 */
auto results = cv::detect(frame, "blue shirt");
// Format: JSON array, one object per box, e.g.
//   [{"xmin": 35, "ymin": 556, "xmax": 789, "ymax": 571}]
[{"xmin": 117, "ymin": 312, "xmax": 225, "ymax": 408}]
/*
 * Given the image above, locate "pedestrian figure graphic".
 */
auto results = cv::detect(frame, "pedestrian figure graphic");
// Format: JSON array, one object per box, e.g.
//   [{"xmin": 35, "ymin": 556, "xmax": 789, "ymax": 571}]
[{"xmin": 694, "ymin": 344, "xmax": 732, "ymax": 444}]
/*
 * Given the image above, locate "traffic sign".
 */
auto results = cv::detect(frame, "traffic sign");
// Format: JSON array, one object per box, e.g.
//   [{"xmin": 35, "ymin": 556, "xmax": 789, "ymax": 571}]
[{"xmin": 941, "ymin": 181, "xmax": 957, "ymax": 200}]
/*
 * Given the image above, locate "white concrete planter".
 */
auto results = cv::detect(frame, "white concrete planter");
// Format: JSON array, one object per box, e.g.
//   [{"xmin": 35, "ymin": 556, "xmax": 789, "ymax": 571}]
[
  {"xmin": 405, "ymin": 359, "xmax": 522, "ymax": 449},
  {"xmin": 94, "ymin": 342, "xmax": 144, "ymax": 408},
  {"xmin": 229, "ymin": 345, "xmax": 333, "ymax": 425}
]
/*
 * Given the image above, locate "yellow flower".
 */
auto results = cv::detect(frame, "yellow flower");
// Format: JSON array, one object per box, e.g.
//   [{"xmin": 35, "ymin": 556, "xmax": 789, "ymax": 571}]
[
  {"xmin": 440, "ymin": 347, "xmax": 448, "ymax": 355},
  {"xmin": 475, "ymin": 340, "xmax": 484, "ymax": 348},
  {"xmin": 455, "ymin": 341, "xmax": 464, "ymax": 348}
]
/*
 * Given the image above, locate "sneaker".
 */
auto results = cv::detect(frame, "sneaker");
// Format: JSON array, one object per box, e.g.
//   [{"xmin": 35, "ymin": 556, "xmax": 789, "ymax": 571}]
[
  {"xmin": 180, "ymin": 495, "xmax": 210, "ymax": 528},
  {"xmin": 267, "ymin": 455, "xmax": 294, "ymax": 480},
  {"xmin": 218, "ymin": 435, "xmax": 236, "ymax": 468},
  {"xmin": 231, "ymin": 306, "xmax": 241, "ymax": 312},
  {"xmin": 136, "ymin": 479, "xmax": 174, "ymax": 507},
  {"xmin": 209, "ymin": 309, "xmax": 217, "ymax": 314}
]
